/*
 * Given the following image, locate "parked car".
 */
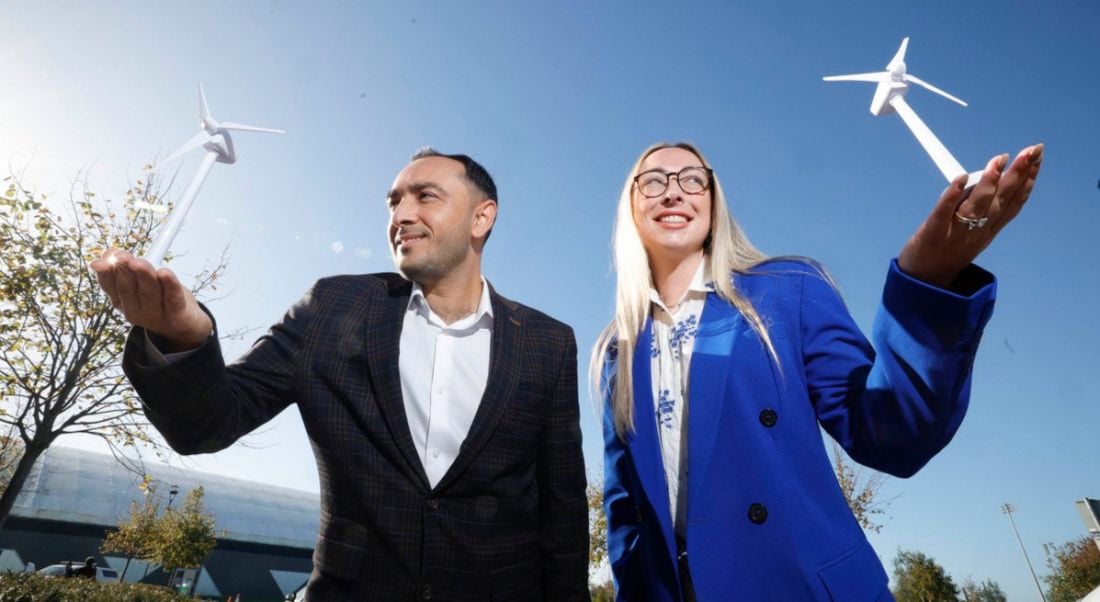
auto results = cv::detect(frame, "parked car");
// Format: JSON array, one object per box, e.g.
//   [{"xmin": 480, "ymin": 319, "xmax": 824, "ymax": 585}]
[{"xmin": 36, "ymin": 563, "xmax": 120, "ymax": 583}]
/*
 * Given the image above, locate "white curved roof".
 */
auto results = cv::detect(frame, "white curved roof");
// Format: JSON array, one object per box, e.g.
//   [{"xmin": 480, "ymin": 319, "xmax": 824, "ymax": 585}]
[{"xmin": 12, "ymin": 446, "xmax": 320, "ymax": 550}]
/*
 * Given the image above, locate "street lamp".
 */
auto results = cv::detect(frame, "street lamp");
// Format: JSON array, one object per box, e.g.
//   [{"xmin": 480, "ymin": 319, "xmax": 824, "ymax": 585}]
[
  {"xmin": 167, "ymin": 484, "xmax": 180, "ymax": 510},
  {"xmin": 1001, "ymin": 502, "xmax": 1047, "ymax": 602}
]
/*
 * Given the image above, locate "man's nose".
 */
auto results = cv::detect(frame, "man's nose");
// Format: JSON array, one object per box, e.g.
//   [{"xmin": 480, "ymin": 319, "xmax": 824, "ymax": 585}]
[{"xmin": 390, "ymin": 196, "xmax": 417, "ymax": 225}]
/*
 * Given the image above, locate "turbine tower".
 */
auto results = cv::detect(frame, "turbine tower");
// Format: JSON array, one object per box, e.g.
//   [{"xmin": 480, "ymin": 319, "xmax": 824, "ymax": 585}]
[
  {"xmin": 144, "ymin": 83, "xmax": 284, "ymax": 266},
  {"xmin": 824, "ymin": 38, "xmax": 983, "ymax": 189}
]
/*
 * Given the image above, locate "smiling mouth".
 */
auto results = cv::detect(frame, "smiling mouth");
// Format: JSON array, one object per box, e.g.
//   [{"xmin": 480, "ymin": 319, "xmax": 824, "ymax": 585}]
[
  {"xmin": 658, "ymin": 215, "xmax": 689, "ymax": 223},
  {"xmin": 395, "ymin": 234, "xmax": 427, "ymax": 251}
]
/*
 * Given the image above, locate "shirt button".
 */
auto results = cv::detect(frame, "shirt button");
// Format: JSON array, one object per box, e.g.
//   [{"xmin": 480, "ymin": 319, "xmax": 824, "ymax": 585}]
[
  {"xmin": 426, "ymin": 499, "xmax": 439, "ymax": 510},
  {"xmin": 432, "ymin": 449, "xmax": 441, "ymax": 458},
  {"xmin": 420, "ymin": 584, "xmax": 432, "ymax": 599}
]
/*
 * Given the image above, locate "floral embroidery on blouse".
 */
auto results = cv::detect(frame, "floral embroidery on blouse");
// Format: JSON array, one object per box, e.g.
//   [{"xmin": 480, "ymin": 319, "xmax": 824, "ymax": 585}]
[
  {"xmin": 656, "ymin": 389, "xmax": 675, "ymax": 429},
  {"xmin": 668, "ymin": 315, "xmax": 698, "ymax": 361}
]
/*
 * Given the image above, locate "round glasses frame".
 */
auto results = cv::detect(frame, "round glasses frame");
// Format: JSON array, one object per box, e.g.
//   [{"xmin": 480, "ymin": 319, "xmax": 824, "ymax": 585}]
[{"xmin": 632, "ymin": 166, "xmax": 713, "ymax": 198}]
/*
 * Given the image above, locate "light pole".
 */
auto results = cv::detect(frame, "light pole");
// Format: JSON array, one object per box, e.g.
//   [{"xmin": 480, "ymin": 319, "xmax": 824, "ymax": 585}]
[
  {"xmin": 1001, "ymin": 503, "xmax": 1047, "ymax": 602},
  {"xmin": 167, "ymin": 485, "xmax": 180, "ymax": 510}
]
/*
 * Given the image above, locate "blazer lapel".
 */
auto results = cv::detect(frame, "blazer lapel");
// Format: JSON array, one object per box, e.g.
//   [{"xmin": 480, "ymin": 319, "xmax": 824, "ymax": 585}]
[
  {"xmin": 433, "ymin": 288, "xmax": 522, "ymax": 492},
  {"xmin": 363, "ymin": 277, "xmax": 430, "ymax": 490},
  {"xmin": 686, "ymin": 293, "xmax": 741, "ymax": 512},
  {"xmin": 628, "ymin": 319, "xmax": 678, "ymax": 561}
]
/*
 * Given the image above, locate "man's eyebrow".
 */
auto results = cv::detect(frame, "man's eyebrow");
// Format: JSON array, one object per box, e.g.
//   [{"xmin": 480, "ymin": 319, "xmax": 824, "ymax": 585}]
[{"xmin": 386, "ymin": 181, "xmax": 444, "ymax": 201}]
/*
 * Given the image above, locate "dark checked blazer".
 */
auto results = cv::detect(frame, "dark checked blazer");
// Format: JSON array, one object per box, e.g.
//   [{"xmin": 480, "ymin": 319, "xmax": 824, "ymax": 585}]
[{"xmin": 122, "ymin": 273, "xmax": 590, "ymax": 601}]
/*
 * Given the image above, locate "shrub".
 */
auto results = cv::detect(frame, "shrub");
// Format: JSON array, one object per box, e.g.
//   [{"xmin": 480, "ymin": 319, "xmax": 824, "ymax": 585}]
[{"xmin": 0, "ymin": 572, "xmax": 188, "ymax": 601}]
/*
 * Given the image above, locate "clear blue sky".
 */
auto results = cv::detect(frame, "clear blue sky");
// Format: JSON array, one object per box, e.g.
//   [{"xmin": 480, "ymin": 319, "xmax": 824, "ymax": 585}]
[{"xmin": 3, "ymin": 1, "xmax": 1098, "ymax": 598}]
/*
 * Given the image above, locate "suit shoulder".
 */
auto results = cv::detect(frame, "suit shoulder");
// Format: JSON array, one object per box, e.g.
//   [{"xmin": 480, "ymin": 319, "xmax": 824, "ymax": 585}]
[
  {"xmin": 310, "ymin": 272, "xmax": 409, "ymax": 294},
  {"xmin": 730, "ymin": 258, "xmax": 845, "ymax": 318},
  {"xmin": 494, "ymin": 293, "xmax": 574, "ymax": 338},
  {"xmin": 737, "ymin": 257, "xmax": 831, "ymax": 290}
]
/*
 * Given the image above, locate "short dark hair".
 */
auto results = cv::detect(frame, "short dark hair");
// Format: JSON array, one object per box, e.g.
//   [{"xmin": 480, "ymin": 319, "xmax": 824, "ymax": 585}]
[{"xmin": 410, "ymin": 147, "xmax": 498, "ymax": 204}]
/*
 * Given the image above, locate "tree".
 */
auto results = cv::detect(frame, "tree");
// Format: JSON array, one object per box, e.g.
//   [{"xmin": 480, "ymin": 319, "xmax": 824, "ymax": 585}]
[
  {"xmin": 0, "ymin": 168, "xmax": 228, "ymax": 531},
  {"xmin": 0, "ymin": 435, "xmax": 24, "ymax": 496},
  {"xmin": 1044, "ymin": 536, "xmax": 1100, "ymax": 602},
  {"xmin": 154, "ymin": 486, "xmax": 217, "ymax": 583},
  {"xmin": 831, "ymin": 440, "xmax": 894, "ymax": 533},
  {"xmin": 960, "ymin": 577, "xmax": 1007, "ymax": 602},
  {"xmin": 101, "ymin": 484, "xmax": 217, "ymax": 586},
  {"xmin": 892, "ymin": 549, "xmax": 959, "ymax": 602},
  {"xmin": 587, "ymin": 482, "xmax": 607, "ymax": 569},
  {"xmin": 101, "ymin": 480, "xmax": 163, "ymax": 581},
  {"xmin": 587, "ymin": 479, "xmax": 613, "ymax": 595}
]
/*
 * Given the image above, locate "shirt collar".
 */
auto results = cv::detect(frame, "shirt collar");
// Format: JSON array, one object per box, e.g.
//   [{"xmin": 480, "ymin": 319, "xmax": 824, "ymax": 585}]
[{"xmin": 408, "ymin": 277, "xmax": 494, "ymax": 330}]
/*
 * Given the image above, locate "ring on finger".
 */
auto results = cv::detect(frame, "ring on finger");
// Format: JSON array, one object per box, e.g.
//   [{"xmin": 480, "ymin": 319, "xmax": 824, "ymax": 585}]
[{"xmin": 954, "ymin": 211, "xmax": 989, "ymax": 231}]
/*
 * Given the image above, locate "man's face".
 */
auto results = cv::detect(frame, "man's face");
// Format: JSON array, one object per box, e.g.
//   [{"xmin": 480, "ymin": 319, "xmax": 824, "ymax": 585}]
[{"xmin": 387, "ymin": 156, "xmax": 483, "ymax": 285}]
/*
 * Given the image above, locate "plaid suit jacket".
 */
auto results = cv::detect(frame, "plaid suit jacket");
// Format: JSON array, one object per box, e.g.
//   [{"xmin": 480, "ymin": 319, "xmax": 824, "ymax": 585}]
[{"xmin": 123, "ymin": 273, "xmax": 589, "ymax": 601}]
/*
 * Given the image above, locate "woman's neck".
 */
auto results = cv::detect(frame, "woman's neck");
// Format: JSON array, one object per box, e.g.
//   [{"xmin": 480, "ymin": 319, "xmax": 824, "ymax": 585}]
[{"xmin": 650, "ymin": 250, "xmax": 705, "ymax": 310}]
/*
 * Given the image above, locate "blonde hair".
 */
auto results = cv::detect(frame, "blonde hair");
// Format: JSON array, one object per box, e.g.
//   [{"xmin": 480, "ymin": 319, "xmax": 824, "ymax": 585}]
[{"xmin": 590, "ymin": 142, "xmax": 779, "ymax": 438}]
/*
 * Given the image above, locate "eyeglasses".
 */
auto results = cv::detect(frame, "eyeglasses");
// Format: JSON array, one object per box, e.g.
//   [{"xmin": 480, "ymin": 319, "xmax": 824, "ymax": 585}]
[{"xmin": 633, "ymin": 166, "xmax": 712, "ymax": 198}]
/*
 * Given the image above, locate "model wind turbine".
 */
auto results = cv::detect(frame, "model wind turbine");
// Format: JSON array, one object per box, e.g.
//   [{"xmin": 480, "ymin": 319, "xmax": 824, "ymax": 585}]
[
  {"xmin": 824, "ymin": 37, "xmax": 983, "ymax": 189},
  {"xmin": 143, "ymin": 83, "xmax": 284, "ymax": 266}
]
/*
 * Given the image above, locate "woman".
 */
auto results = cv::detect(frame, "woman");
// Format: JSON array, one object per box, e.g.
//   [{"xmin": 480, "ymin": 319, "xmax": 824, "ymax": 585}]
[{"xmin": 594, "ymin": 142, "xmax": 1041, "ymax": 600}]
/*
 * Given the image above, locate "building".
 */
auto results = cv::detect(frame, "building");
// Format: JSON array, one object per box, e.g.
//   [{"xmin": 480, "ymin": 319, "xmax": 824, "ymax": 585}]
[{"xmin": 0, "ymin": 446, "xmax": 319, "ymax": 600}]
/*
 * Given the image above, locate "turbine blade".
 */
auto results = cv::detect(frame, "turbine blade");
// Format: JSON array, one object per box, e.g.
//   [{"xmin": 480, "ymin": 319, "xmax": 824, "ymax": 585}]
[
  {"xmin": 150, "ymin": 130, "xmax": 210, "ymax": 172},
  {"xmin": 904, "ymin": 74, "xmax": 968, "ymax": 107},
  {"xmin": 823, "ymin": 72, "xmax": 890, "ymax": 83},
  {"xmin": 219, "ymin": 122, "xmax": 286, "ymax": 134},
  {"xmin": 889, "ymin": 37, "xmax": 910, "ymax": 68},
  {"xmin": 199, "ymin": 82, "xmax": 211, "ymax": 122}
]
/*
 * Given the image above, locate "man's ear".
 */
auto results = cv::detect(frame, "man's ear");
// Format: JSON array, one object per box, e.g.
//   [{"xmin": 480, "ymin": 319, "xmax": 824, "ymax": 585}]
[{"xmin": 471, "ymin": 199, "xmax": 497, "ymax": 239}]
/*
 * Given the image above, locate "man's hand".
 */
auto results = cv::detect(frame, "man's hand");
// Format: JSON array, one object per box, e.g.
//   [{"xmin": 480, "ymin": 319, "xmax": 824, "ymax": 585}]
[
  {"xmin": 898, "ymin": 143, "xmax": 1043, "ymax": 289},
  {"xmin": 89, "ymin": 248, "xmax": 212, "ymax": 352}
]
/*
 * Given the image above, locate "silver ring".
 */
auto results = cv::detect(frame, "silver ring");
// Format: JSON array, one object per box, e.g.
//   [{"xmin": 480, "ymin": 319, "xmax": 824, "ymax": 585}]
[{"xmin": 954, "ymin": 211, "xmax": 989, "ymax": 230}]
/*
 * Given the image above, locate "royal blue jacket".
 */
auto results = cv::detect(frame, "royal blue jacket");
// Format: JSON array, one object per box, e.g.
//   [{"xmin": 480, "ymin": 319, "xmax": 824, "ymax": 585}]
[{"xmin": 603, "ymin": 259, "xmax": 995, "ymax": 600}]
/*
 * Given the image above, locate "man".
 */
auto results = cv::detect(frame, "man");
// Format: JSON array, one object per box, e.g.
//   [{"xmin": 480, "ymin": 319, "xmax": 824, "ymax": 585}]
[
  {"xmin": 91, "ymin": 149, "xmax": 589, "ymax": 600},
  {"xmin": 77, "ymin": 556, "xmax": 96, "ymax": 579}
]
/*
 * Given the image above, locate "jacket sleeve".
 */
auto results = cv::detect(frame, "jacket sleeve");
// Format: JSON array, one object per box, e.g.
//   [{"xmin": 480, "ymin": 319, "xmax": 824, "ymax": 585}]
[
  {"xmin": 536, "ymin": 330, "xmax": 590, "ymax": 600},
  {"xmin": 122, "ymin": 284, "xmax": 317, "ymax": 455},
  {"xmin": 802, "ymin": 259, "xmax": 996, "ymax": 478}
]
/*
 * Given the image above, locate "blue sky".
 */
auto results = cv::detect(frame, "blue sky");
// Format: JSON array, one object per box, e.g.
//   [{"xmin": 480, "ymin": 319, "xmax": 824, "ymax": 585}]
[{"xmin": 3, "ymin": 1, "xmax": 1098, "ymax": 597}]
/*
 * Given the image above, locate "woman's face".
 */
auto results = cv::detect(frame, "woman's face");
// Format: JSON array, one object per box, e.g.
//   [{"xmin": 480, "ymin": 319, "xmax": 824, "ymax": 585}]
[{"xmin": 632, "ymin": 147, "xmax": 713, "ymax": 264}]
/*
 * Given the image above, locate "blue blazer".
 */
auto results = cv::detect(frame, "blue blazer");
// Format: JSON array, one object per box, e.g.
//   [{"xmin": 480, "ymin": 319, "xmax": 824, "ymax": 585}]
[{"xmin": 603, "ymin": 259, "xmax": 996, "ymax": 601}]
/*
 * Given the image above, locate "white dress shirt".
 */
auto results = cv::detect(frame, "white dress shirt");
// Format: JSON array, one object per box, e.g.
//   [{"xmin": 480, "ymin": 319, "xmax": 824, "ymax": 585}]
[
  {"xmin": 649, "ymin": 261, "xmax": 711, "ymax": 535},
  {"xmin": 399, "ymin": 279, "xmax": 493, "ymax": 488}
]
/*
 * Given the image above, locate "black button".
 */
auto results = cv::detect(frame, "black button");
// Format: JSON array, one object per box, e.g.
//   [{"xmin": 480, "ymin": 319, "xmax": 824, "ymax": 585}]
[
  {"xmin": 420, "ymin": 584, "xmax": 432, "ymax": 599},
  {"xmin": 426, "ymin": 499, "xmax": 439, "ymax": 510},
  {"xmin": 748, "ymin": 503, "xmax": 768, "ymax": 524},
  {"xmin": 759, "ymin": 409, "xmax": 778, "ymax": 427}
]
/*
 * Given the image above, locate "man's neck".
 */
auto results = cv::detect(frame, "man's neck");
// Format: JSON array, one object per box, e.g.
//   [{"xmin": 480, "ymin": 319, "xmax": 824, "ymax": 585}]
[
  {"xmin": 418, "ymin": 267, "xmax": 485, "ymax": 325},
  {"xmin": 650, "ymin": 251, "xmax": 704, "ymax": 310}
]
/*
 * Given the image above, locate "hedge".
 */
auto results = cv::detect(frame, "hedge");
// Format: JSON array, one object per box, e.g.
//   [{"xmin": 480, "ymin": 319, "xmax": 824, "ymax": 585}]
[{"xmin": 0, "ymin": 573, "xmax": 190, "ymax": 601}]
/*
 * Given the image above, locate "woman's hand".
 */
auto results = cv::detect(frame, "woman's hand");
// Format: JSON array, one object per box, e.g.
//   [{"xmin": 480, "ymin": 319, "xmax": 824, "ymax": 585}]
[{"xmin": 898, "ymin": 143, "xmax": 1043, "ymax": 289}]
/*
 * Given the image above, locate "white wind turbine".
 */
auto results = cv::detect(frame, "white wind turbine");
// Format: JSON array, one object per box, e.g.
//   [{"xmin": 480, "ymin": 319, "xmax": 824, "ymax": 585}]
[
  {"xmin": 143, "ymin": 83, "xmax": 284, "ymax": 266},
  {"xmin": 824, "ymin": 37, "xmax": 983, "ymax": 189}
]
